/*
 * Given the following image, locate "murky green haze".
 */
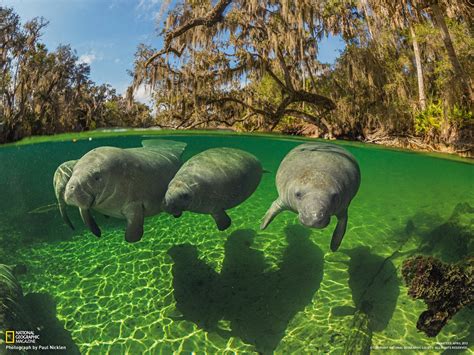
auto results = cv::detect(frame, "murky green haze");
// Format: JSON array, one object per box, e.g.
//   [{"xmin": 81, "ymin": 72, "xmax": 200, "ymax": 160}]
[{"xmin": 0, "ymin": 134, "xmax": 473, "ymax": 354}]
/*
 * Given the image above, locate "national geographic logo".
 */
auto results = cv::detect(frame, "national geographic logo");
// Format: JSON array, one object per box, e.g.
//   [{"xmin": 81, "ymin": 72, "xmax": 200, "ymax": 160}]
[
  {"xmin": 3, "ymin": 330, "xmax": 39, "ymax": 344},
  {"xmin": 5, "ymin": 331, "xmax": 15, "ymax": 344}
]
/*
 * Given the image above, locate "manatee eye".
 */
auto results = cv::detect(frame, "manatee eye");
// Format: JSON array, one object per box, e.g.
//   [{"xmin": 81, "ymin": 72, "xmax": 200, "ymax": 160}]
[
  {"xmin": 93, "ymin": 173, "xmax": 101, "ymax": 181},
  {"xmin": 181, "ymin": 192, "xmax": 190, "ymax": 200},
  {"xmin": 295, "ymin": 191, "xmax": 302, "ymax": 199}
]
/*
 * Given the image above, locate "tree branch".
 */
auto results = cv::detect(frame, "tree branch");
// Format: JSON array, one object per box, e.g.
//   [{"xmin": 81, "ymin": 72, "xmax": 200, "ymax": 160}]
[
  {"xmin": 276, "ymin": 48, "xmax": 295, "ymax": 91},
  {"xmin": 283, "ymin": 108, "xmax": 321, "ymax": 124},
  {"xmin": 205, "ymin": 96, "xmax": 269, "ymax": 117},
  {"xmin": 146, "ymin": 0, "xmax": 233, "ymax": 67}
]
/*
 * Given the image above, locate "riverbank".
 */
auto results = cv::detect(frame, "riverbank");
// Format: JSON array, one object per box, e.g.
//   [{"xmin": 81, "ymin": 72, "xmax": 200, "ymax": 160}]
[{"xmin": 1, "ymin": 128, "xmax": 472, "ymax": 163}]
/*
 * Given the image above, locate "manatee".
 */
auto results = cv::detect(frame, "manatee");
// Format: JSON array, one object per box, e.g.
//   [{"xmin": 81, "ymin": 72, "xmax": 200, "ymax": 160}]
[
  {"xmin": 261, "ymin": 142, "xmax": 361, "ymax": 251},
  {"xmin": 164, "ymin": 147, "xmax": 263, "ymax": 231},
  {"xmin": 53, "ymin": 160, "xmax": 77, "ymax": 230},
  {"xmin": 62, "ymin": 139, "xmax": 186, "ymax": 242}
]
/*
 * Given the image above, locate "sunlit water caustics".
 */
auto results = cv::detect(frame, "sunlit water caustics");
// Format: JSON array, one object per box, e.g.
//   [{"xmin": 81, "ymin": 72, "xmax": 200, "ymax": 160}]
[{"xmin": 0, "ymin": 134, "xmax": 472, "ymax": 354}]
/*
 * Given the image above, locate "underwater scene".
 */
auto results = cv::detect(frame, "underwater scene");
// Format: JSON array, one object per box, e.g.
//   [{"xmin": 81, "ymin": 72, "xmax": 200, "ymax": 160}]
[{"xmin": 0, "ymin": 133, "xmax": 473, "ymax": 354}]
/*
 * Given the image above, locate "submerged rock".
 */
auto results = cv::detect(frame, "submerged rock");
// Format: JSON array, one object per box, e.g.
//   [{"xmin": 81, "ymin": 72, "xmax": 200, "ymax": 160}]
[{"xmin": 402, "ymin": 255, "xmax": 474, "ymax": 337}]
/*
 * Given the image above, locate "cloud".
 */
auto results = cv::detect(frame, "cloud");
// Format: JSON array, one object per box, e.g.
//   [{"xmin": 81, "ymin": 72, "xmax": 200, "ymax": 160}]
[
  {"xmin": 137, "ymin": 0, "xmax": 162, "ymax": 10},
  {"xmin": 136, "ymin": 0, "xmax": 171, "ymax": 24},
  {"xmin": 114, "ymin": 58, "xmax": 121, "ymax": 63},
  {"xmin": 78, "ymin": 53, "xmax": 97, "ymax": 65}
]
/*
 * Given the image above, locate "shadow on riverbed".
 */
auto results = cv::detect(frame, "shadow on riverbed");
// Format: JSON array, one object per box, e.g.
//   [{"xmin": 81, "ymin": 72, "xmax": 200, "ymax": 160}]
[
  {"xmin": 167, "ymin": 225, "xmax": 324, "ymax": 354},
  {"xmin": 408, "ymin": 202, "xmax": 474, "ymax": 263},
  {"xmin": 339, "ymin": 246, "xmax": 400, "ymax": 332},
  {"xmin": 24, "ymin": 292, "xmax": 80, "ymax": 354}
]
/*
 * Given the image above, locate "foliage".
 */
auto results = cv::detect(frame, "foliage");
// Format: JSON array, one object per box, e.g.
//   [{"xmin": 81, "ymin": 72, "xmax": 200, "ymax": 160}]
[
  {"xmin": 131, "ymin": 0, "xmax": 473, "ymax": 150},
  {"xmin": 414, "ymin": 102, "xmax": 443, "ymax": 135},
  {"xmin": 0, "ymin": 7, "xmax": 151, "ymax": 144},
  {"xmin": 130, "ymin": 0, "xmax": 342, "ymax": 130}
]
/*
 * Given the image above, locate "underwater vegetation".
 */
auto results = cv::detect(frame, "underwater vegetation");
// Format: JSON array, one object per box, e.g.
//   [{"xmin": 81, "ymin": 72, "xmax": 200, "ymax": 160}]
[
  {"xmin": 331, "ymin": 246, "xmax": 400, "ymax": 354},
  {"xmin": 168, "ymin": 225, "xmax": 324, "ymax": 354},
  {"xmin": 402, "ymin": 256, "xmax": 473, "ymax": 337},
  {"xmin": 0, "ymin": 264, "xmax": 79, "ymax": 354},
  {"xmin": 342, "ymin": 310, "xmax": 372, "ymax": 355},
  {"xmin": 0, "ymin": 264, "xmax": 29, "ymax": 340}
]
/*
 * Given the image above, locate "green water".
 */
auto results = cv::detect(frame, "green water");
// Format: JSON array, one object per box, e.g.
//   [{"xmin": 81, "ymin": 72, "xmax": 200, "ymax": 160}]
[{"xmin": 0, "ymin": 133, "xmax": 473, "ymax": 354}]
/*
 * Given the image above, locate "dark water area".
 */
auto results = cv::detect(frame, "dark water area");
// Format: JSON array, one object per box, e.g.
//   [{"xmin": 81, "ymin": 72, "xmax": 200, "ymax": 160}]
[{"xmin": 0, "ymin": 134, "xmax": 472, "ymax": 353}]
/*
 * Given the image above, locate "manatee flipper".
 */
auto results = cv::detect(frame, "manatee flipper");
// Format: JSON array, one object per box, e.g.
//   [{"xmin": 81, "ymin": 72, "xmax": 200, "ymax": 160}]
[
  {"xmin": 212, "ymin": 210, "xmax": 231, "ymax": 231},
  {"xmin": 123, "ymin": 204, "xmax": 144, "ymax": 243},
  {"xmin": 79, "ymin": 208, "xmax": 101, "ymax": 238},
  {"xmin": 331, "ymin": 209, "xmax": 348, "ymax": 252},
  {"xmin": 260, "ymin": 198, "xmax": 286, "ymax": 230}
]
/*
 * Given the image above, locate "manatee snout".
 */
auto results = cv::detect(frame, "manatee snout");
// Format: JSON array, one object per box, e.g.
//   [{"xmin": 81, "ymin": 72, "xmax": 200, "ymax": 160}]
[
  {"xmin": 64, "ymin": 179, "xmax": 94, "ymax": 208},
  {"xmin": 164, "ymin": 183, "xmax": 193, "ymax": 218},
  {"xmin": 299, "ymin": 209, "xmax": 330, "ymax": 228},
  {"xmin": 297, "ymin": 195, "xmax": 332, "ymax": 228}
]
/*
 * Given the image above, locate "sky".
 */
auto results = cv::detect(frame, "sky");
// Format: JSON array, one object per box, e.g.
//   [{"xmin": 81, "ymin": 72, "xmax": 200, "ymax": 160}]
[{"xmin": 2, "ymin": 0, "xmax": 346, "ymax": 101}]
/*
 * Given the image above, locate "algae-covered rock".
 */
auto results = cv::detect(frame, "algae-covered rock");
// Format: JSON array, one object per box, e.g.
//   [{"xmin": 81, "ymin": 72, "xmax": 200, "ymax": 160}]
[
  {"xmin": 402, "ymin": 255, "xmax": 474, "ymax": 337},
  {"xmin": 343, "ymin": 310, "xmax": 372, "ymax": 355}
]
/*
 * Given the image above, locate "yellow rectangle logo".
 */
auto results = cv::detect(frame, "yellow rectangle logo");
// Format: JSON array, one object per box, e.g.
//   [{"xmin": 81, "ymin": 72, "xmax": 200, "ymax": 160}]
[{"xmin": 5, "ymin": 331, "xmax": 15, "ymax": 344}]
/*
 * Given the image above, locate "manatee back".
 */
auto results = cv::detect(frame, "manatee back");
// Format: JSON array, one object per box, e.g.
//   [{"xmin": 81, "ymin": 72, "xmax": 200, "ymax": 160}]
[
  {"xmin": 175, "ymin": 147, "xmax": 263, "ymax": 211},
  {"xmin": 140, "ymin": 139, "xmax": 187, "ymax": 162},
  {"xmin": 277, "ymin": 142, "xmax": 361, "ymax": 200},
  {"xmin": 72, "ymin": 144, "xmax": 183, "ymax": 217}
]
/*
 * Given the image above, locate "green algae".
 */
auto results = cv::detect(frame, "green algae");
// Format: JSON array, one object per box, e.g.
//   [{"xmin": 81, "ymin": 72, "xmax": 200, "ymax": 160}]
[{"xmin": 0, "ymin": 133, "xmax": 473, "ymax": 354}]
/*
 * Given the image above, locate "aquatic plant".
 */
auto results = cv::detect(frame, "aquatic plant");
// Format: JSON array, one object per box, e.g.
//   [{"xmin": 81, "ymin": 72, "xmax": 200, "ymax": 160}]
[
  {"xmin": 401, "ymin": 255, "xmax": 474, "ymax": 337},
  {"xmin": 342, "ymin": 310, "xmax": 372, "ymax": 355},
  {"xmin": 0, "ymin": 264, "xmax": 30, "ymax": 339}
]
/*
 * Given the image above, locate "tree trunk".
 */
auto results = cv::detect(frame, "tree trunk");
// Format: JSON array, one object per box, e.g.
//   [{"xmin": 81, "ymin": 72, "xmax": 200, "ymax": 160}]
[
  {"xmin": 409, "ymin": 24, "xmax": 427, "ymax": 110},
  {"xmin": 430, "ymin": 2, "xmax": 473, "ymax": 104}
]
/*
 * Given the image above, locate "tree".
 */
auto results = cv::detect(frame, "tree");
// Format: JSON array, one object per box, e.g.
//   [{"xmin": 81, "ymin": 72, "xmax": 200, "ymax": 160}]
[
  {"xmin": 130, "ymin": 0, "xmax": 364, "ymax": 130},
  {"xmin": 0, "ymin": 7, "xmax": 152, "ymax": 143}
]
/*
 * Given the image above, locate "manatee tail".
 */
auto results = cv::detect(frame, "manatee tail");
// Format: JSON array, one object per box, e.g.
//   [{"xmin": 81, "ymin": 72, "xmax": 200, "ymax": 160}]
[{"xmin": 141, "ymin": 139, "xmax": 187, "ymax": 160}]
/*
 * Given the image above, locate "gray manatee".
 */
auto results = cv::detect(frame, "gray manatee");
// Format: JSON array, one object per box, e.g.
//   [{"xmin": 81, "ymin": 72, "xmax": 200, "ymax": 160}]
[
  {"xmin": 261, "ymin": 142, "xmax": 360, "ymax": 251},
  {"xmin": 164, "ymin": 147, "xmax": 263, "ymax": 231},
  {"xmin": 62, "ymin": 139, "xmax": 186, "ymax": 242},
  {"xmin": 53, "ymin": 160, "xmax": 77, "ymax": 230}
]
